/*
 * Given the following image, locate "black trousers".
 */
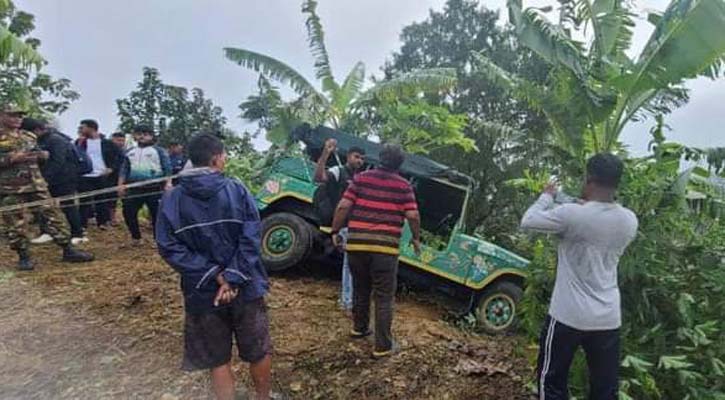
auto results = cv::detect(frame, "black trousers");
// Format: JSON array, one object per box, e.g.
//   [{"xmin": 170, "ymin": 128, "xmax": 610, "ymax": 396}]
[
  {"xmin": 348, "ymin": 252, "xmax": 399, "ymax": 352},
  {"xmin": 536, "ymin": 315, "xmax": 620, "ymax": 400},
  {"xmin": 79, "ymin": 176, "xmax": 114, "ymax": 228},
  {"xmin": 46, "ymin": 184, "xmax": 83, "ymax": 238},
  {"xmin": 122, "ymin": 186, "xmax": 161, "ymax": 240}
]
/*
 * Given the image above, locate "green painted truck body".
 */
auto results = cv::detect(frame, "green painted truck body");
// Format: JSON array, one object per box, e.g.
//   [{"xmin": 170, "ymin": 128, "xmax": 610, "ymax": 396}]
[{"xmin": 253, "ymin": 156, "xmax": 530, "ymax": 332}]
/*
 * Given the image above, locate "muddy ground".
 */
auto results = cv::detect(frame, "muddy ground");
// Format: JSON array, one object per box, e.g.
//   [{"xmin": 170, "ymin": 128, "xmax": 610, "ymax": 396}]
[{"xmin": 0, "ymin": 224, "xmax": 533, "ymax": 399}]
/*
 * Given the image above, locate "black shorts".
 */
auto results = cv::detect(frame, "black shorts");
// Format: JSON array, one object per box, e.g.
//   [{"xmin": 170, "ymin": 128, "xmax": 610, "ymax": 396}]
[{"xmin": 182, "ymin": 297, "xmax": 271, "ymax": 371}]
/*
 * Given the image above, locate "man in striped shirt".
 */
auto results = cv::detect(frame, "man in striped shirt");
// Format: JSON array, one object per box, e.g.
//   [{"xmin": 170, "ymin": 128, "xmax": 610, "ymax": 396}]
[{"xmin": 331, "ymin": 144, "xmax": 421, "ymax": 358}]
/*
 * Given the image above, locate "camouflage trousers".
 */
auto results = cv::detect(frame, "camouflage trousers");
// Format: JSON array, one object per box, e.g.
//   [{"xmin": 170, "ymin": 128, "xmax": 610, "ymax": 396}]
[{"xmin": 0, "ymin": 191, "xmax": 70, "ymax": 252}]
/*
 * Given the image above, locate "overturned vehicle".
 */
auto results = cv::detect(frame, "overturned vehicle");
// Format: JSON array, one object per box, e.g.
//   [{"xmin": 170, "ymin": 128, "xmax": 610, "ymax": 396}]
[{"xmin": 253, "ymin": 125, "xmax": 529, "ymax": 333}]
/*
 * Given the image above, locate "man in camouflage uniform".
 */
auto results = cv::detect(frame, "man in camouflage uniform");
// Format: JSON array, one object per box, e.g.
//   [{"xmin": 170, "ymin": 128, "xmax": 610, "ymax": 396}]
[{"xmin": 0, "ymin": 104, "xmax": 94, "ymax": 270}]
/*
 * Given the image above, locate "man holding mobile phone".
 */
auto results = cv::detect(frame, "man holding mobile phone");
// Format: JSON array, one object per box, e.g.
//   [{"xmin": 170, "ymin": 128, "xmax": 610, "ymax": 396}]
[{"xmin": 521, "ymin": 154, "xmax": 638, "ymax": 400}]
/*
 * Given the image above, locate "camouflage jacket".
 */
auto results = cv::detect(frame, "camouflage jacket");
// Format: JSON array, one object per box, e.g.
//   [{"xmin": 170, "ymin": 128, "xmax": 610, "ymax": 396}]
[{"xmin": 0, "ymin": 128, "xmax": 48, "ymax": 194}]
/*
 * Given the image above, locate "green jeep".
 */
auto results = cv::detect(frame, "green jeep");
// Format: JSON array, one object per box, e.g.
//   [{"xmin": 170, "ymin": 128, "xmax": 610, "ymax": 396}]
[{"xmin": 254, "ymin": 125, "xmax": 529, "ymax": 333}]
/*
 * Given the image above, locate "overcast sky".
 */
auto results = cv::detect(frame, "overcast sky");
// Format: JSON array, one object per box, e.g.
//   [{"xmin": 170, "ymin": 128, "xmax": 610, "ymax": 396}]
[{"xmin": 17, "ymin": 0, "xmax": 725, "ymax": 154}]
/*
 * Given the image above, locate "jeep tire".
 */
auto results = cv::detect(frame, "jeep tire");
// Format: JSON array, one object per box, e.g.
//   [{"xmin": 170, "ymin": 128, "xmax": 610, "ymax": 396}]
[
  {"xmin": 475, "ymin": 281, "xmax": 523, "ymax": 334},
  {"xmin": 260, "ymin": 212, "xmax": 312, "ymax": 272}
]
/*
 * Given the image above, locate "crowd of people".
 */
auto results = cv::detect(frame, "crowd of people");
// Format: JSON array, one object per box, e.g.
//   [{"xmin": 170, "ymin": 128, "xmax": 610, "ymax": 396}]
[
  {"xmin": 0, "ymin": 102, "xmax": 637, "ymax": 400},
  {"xmin": 0, "ymin": 105, "xmax": 189, "ymax": 270}
]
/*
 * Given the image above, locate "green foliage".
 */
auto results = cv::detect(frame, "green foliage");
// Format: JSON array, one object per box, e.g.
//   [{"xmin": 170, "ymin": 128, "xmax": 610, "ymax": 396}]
[
  {"xmin": 705, "ymin": 147, "xmax": 725, "ymax": 174},
  {"xmin": 420, "ymin": 229, "xmax": 448, "ymax": 251},
  {"xmin": 384, "ymin": 0, "xmax": 550, "ymax": 237},
  {"xmin": 222, "ymin": 131, "xmax": 264, "ymax": 193},
  {"xmin": 0, "ymin": 0, "xmax": 43, "ymax": 67},
  {"xmin": 371, "ymin": 98, "xmax": 473, "ymax": 154},
  {"xmin": 475, "ymin": 0, "xmax": 725, "ymax": 169},
  {"xmin": 116, "ymin": 67, "xmax": 227, "ymax": 146},
  {"xmin": 225, "ymin": 157, "xmax": 260, "ymax": 194},
  {"xmin": 0, "ymin": 1, "xmax": 78, "ymax": 117},
  {"xmin": 239, "ymin": 75, "xmax": 322, "ymax": 145}
]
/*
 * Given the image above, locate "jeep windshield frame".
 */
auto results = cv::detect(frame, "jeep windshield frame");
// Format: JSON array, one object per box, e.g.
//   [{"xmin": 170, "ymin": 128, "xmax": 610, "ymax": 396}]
[{"xmin": 291, "ymin": 124, "xmax": 474, "ymax": 242}]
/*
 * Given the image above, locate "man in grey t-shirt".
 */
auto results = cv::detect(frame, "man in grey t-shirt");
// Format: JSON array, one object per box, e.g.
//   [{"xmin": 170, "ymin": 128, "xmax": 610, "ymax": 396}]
[{"xmin": 521, "ymin": 153, "xmax": 638, "ymax": 400}]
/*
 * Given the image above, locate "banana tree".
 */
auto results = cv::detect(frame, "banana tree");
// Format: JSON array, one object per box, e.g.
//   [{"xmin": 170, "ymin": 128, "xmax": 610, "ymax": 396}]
[
  {"xmin": 0, "ymin": 0, "xmax": 43, "ymax": 67},
  {"xmin": 474, "ymin": 0, "xmax": 725, "ymax": 168},
  {"xmin": 224, "ymin": 0, "xmax": 457, "ymax": 141}
]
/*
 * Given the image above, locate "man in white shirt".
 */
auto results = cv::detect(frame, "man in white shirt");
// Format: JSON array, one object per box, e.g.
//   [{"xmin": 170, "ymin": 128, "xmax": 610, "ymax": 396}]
[
  {"xmin": 520, "ymin": 153, "xmax": 638, "ymax": 400},
  {"xmin": 313, "ymin": 139, "xmax": 366, "ymax": 313},
  {"xmin": 77, "ymin": 119, "xmax": 123, "ymax": 230}
]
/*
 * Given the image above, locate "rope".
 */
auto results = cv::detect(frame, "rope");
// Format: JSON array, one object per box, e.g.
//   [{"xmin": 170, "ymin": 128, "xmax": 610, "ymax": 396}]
[
  {"xmin": 50, "ymin": 189, "xmax": 168, "ymax": 210},
  {"xmin": 0, "ymin": 167, "xmax": 213, "ymax": 214}
]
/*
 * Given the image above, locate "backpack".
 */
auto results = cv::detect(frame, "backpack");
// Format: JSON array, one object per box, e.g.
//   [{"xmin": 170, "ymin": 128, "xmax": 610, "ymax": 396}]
[
  {"xmin": 70, "ymin": 143, "xmax": 93, "ymax": 176},
  {"xmin": 313, "ymin": 166, "xmax": 351, "ymax": 226}
]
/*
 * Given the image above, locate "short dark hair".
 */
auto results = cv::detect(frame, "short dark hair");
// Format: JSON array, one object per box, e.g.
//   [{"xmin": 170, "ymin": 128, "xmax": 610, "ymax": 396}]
[
  {"xmin": 379, "ymin": 143, "xmax": 405, "ymax": 171},
  {"xmin": 133, "ymin": 124, "xmax": 154, "ymax": 135},
  {"xmin": 111, "ymin": 132, "xmax": 125, "ymax": 139},
  {"xmin": 169, "ymin": 141, "xmax": 181, "ymax": 147},
  {"xmin": 80, "ymin": 119, "xmax": 99, "ymax": 131},
  {"xmin": 348, "ymin": 146, "xmax": 366, "ymax": 156},
  {"xmin": 188, "ymin": 133, "xmax": 224, "ymax": 167},
  {"xmin": 586, "ymin": 153, "xmax": 624, "ymax": 189},
  {"xmin": 21, "ymin": 117, "xmax": 46, "ymax": 133}
]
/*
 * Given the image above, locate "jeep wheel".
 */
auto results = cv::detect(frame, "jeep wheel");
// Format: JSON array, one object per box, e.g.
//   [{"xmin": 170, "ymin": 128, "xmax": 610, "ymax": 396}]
[
  {"xmin": 261, "ymin": 212, "xmax": 312, "ymax": 272},
  {"xmin": 475, "ymin": 281, "xmax": 523, "ymax": 334}
]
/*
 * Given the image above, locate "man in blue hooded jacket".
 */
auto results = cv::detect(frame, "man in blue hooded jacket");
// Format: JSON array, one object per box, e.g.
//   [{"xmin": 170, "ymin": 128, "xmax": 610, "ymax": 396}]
[{"xmin": 156, "ymin": 133, "xmax": 271, "ymax": 400}]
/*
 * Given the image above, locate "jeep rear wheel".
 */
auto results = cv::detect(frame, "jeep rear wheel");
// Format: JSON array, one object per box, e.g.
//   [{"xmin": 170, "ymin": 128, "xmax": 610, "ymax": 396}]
[
  {"xmin": 261, "ymin": 212, "xmax": 312, "ymax": 272},
  {"xmin": 475, "ymin": 281, "xmax": 523, "ymax": 334}
]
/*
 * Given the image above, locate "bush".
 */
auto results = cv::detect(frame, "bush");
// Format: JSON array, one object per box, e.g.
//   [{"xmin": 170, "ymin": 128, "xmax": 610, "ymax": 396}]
[{"xmin": 224, "ymin": 156, "xmax": 261, "ymax": 193}]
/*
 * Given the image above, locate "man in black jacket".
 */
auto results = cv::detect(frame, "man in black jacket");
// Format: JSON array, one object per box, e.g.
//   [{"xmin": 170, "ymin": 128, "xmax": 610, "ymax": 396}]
[
  {"xmin": 76, "ymin": 119, "xmax": 123, "ymax": 230},
  {"xmin": 22, "ymin": 118, "xmax": 86, "ymax": 244}
]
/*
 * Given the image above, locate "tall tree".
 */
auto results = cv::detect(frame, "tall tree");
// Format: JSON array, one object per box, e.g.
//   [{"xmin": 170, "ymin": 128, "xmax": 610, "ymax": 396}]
[
  {"xmin": 116, "ymin": 67, "xmax": 227, "ymax": 145},
  {"xmin": 475, "ymin": 0, "xmax": 725, "ymax": 172},
  {"xmin": 225, "ymin": 0, "xmax": 473, "ymax": 153},
  {"xmin": 0, "ymin": 0, "xmax": 78, "ymax": 116},
  {"xmin": 384, "ymin": 0, "xmax": 550, "ymax": 236},
  {"xmin": 0, "ymin": 0, "xmax": 42, "ymax": 67},
  {"xmin": 239, "ymin": 75, "xmax": 319, "ymax": 145}
]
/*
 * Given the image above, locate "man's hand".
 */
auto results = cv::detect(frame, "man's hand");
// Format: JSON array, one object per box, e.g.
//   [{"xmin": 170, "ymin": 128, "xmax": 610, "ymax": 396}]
[
  {"xmin": 214, "ymin": 274, "xmax": 239, "ymax": 307},
  {"xmin": 543, "ymin": 182, "xmax": 558, "ymax": 196},
  {"xmin": 323, "ymin": 138, "xmax": 337, "ymax": 155},
  {"xmin": 164, "ymin": 181, "xmax": 173, "ymax": 191},
  {"xmin": 117, "ymin": 184, "xmax": 127, "ymax": 198},
  {"xmin": 37, "ymin": 151, "xmax": 49, "ymax": 161},
  {"xmin": 411, "ymin": 239, "xmax": 422, "ymax": 256}
]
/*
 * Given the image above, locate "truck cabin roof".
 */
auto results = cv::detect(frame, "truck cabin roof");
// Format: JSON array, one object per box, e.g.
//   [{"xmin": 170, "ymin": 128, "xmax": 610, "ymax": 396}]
[{"xmin": 292, "ymin": 124, "xmax": 474, "ymax": 189}]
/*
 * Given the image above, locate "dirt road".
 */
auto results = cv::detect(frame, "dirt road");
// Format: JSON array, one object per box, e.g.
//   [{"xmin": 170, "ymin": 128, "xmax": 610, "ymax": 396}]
[{"xmin": 0, "ymin": 226, "xmax": 531, "ymax": 399}]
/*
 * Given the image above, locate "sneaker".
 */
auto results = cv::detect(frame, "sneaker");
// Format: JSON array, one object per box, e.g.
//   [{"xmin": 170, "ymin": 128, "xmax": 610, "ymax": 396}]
[
  {"xmin": 350, "ymin": 328, "xmax": 372, "ymax": 339},
  {"xmin": 372, "ymin": 341, "xmax": 399, "ymax": 359},
  {"xmin": 62, "ymin": 247, "xmax": 94, "ymax": 263},
  {"xmin": 71, "ymin": 237, "xmax": 89, "ymax": 246},
  {"xmin": 31, "ymin": 233, "xmax": 54, "ymax": 245}
]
